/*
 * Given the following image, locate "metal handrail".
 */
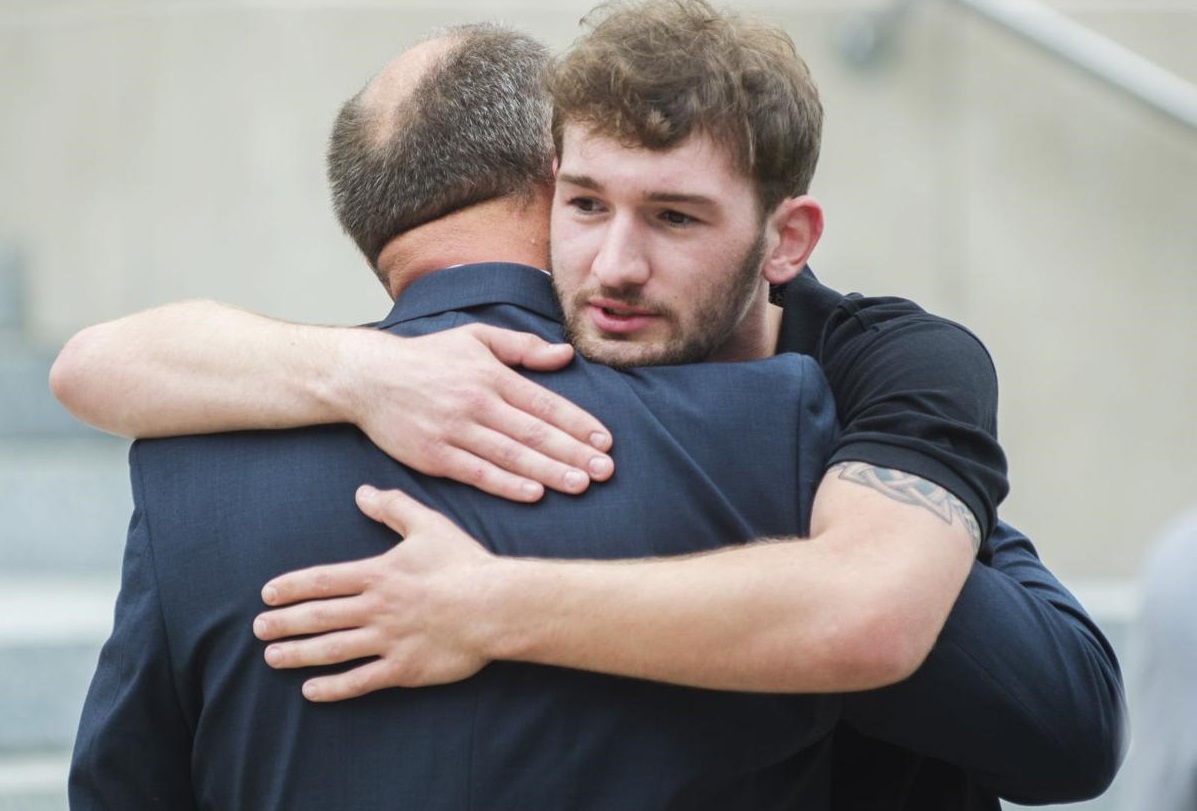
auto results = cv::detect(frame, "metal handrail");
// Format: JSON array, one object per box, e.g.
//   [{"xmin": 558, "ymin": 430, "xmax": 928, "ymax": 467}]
[{"xmin": 842, "ymin": 0, "xmax": 1197, "ymax": 133}]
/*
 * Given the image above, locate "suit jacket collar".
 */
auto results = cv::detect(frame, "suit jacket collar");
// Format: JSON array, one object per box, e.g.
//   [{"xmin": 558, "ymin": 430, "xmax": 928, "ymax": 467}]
[{"xmin": 375, "ymin": 263, "xmax": 562, "ymax": 329}]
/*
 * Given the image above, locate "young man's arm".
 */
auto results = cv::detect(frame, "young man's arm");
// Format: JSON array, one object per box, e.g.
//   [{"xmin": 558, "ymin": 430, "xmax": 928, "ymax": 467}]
[
  {"xmin": 252, "ymin": 461, "xmax": 977, "ymax": 696},
  {"xmin": 49, "ymin": 300, "xmax": 613, "ymax": 501},
  {"xmin": 53, "ymin": 301, "xmax": 976, "ymax": 693}
]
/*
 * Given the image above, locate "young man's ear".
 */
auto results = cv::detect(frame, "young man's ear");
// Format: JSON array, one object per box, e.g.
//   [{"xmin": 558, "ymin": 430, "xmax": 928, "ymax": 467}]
[{"xmin": 760, "ymin": 196, "xmax": 824, "ymax": 286}]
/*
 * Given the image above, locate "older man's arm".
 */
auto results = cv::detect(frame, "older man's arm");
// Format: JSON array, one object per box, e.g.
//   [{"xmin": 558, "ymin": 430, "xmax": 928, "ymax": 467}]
[
  {"xmin": 840, "ymin": 521, "xmax": 1128, "ymax": 803},
  {"xmin": 253, "ymin": 461, "xmax": 977, "ymax": 696}
]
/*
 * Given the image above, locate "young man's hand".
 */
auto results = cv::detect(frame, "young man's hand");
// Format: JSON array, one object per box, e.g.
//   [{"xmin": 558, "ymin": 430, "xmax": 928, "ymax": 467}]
[{"xmin": 254, "ymin": 485, "xmax": 506, "ymax": 700}]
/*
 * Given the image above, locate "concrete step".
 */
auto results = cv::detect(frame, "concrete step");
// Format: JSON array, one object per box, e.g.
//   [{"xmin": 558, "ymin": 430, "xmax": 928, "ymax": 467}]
[
  {"xmin": 0, "ymin": 754, "xmax": 69, "ymax": 811},
  {"xmin": 0, "ymin": 353, "xmax": 93, "ymax": 440},
  {"xmin": 0, "ymin": 577, "xmax": 114, "ymax": 810},
  {"xmin": 0, "ymin": 431, "xmax": 139, "ymax": 759},
  {"xmin": 0, "ymin": 578, "xmax": 116, "ymax": 752},
  {"xmin": 0, "ymin": 437, "xmax": 132, "ymax": 574}
]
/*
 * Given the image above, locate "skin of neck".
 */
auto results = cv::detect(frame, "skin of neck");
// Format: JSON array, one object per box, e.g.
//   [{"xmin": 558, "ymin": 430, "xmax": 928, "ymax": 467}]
[
  {"xmin": 375, "ymin": 187, "xmax": 553, "ymax": 300},
  {"xmin": 765, "ymin": 302, "xmax": 784, "ymax": 356},
  {"xmin": 714, "ymin": 287, "xmax": 785, "ymax": 363}
]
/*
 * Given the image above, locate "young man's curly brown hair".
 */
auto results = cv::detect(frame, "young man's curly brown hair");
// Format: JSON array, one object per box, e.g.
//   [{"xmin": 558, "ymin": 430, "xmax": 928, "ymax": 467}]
[{"xmin": 548, "ymin": 0, "xmax": 823, "ymax": 215}]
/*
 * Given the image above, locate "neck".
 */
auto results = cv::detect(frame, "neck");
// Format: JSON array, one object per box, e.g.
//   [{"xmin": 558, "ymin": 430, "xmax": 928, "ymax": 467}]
[
  {"xmin": 765, "ymin": 302, "xmax": 783, "ymax": 356},
  {"xmin": 708, "ymin": 286, "xmax": 784, "ymax": 363},
  {"xmin": 376, "ymin": 192, "xmax": 552, "ymax": 299}
]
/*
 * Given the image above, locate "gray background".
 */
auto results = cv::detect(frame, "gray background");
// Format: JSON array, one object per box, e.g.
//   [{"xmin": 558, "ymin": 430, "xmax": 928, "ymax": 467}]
[{"xmin": 2, "ymin": 0, "xmax": 1194, "ymax": 807}]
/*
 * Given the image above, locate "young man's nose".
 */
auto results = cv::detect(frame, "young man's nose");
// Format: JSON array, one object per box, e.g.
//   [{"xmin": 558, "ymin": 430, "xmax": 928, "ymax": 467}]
[{"xmin": 592, "ymin": 217, "xmax": 651, "ymax": 288}]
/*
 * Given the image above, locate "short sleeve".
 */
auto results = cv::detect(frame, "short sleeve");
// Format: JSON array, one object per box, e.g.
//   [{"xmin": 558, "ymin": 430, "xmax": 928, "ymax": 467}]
[
  {"xmin": 819, "ymin": 297, "xmax": 1008, "ymax": 544},
  {"xmin": 777, "ymin": 272, "xmax": 1008, "ymax": 554}
]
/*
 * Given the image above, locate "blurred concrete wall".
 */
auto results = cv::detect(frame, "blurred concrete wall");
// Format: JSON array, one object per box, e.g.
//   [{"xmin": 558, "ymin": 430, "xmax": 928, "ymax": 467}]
[{"xmin": 2, "ymin": 0, "xmax": 1195, "ymax": 580}]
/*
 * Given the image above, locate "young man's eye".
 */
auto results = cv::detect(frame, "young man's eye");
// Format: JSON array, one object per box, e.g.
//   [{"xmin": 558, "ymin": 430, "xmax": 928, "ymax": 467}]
[
  {"xmin": 568, "ymin": 197, "xmax": 599, "ymax": 213},
  {"xmin": 660, "ymin": 210, "xmax": 695, "ymax": 226}
]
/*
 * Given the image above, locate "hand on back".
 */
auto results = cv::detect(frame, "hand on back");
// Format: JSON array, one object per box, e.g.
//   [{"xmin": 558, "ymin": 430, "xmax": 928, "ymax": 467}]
[
  {"xmin": 343, "ymin": 323, "xmax": 614, "ymax": 502},
  {"xmin": 255, "ymin": 485, "xmax": 503, "ymax": 699}
]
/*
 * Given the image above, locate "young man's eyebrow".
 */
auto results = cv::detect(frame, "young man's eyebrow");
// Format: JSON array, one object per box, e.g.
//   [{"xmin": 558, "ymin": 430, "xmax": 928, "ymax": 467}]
[
  {"xmin": 557, "ymin": 172, "xmax": 601, "ymax": 191},
  {"xmin": 645, "ymin": 191, "xmax": 716, "ymax": 207},
  {"xmin": 558, "ymin": 173, "xmax": 715, "ymax": 208}
]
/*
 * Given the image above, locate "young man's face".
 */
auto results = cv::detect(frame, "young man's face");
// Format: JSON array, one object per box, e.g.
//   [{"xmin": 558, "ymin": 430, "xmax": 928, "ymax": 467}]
[{"xmin": 549, "ymin": 124, "xmax": 772, "ymax": 369}]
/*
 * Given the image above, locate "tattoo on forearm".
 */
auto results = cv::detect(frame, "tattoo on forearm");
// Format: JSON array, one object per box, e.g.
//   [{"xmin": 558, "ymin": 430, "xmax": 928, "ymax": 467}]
[{"xmin": 832, "ymin": 462, "xmax": 982, "ymax": 552}]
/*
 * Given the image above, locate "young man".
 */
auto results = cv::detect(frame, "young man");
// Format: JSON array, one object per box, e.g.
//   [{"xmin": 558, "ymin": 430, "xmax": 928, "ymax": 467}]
[{"xmin": 55, "ymin": 2, "xmax": 1125, "ymax": 808}]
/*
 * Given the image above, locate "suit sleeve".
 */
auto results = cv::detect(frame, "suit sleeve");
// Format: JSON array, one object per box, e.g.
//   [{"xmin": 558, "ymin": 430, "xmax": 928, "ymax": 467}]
[
  {"xmin": 841, "ymin": 521, "xmax": 1128, "ymax": 803},
  {"xmin": 68, "ymin": 445, "xmax": 198, "ymax": 810},
  {"xmin": 794, "ymin": 289, "xmax": 1126, "ymax": 802}
]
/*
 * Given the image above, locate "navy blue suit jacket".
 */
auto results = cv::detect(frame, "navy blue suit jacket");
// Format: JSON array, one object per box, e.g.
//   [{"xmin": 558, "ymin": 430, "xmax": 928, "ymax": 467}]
[
  {"xmin": 775, "ymin": 269, "xmax": 1126, "ymax": 808},
  {"xmin": 830, "ymin": 522, "xmax": 1126, "ymax": 809},
  {"xmin": 70, "ymin": 263, "xmax": 840, "ymax": 810}
]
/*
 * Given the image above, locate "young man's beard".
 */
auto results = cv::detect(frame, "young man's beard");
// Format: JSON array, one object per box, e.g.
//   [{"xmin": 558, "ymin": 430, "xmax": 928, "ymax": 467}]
[{"xmin": 554, "ymin": 231, "xmax": 767, "ymax": 370}]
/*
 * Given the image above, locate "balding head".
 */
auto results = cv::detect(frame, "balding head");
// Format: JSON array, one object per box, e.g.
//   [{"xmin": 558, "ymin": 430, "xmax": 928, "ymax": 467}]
[
  {"xmin": 327, "ymin": 24, "xmax": 554, "ymax": 276},
  {"xmin": 356, "ymin": 37, "xmax": 454, "ymax": 139}
]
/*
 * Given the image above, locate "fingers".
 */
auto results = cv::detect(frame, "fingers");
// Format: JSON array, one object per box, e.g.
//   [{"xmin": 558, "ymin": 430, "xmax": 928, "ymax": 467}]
[
  {"xmin": 354, "ymin": 484, "xmax": 437, "ymax": 531},
  {"xmin": 262, "ymin": 626, "xmax": 377, "ymax": 670},
  {"xmin": 301, "ymin": 658, "xmax": 397, "ymax": 703},
  {"xmin": 468, "ymin": 325, "xmax": 614, "ymax": 458},
  {"xmin": 451, "ymin": 419, "xmax": 613, "ymax": 501},
  {"xmin": 260, "ymin": 556, "xmax": 374, "ymax": 608},
  {"xmin": 443, "ymin": 420, "xmax": 616, "ymax": 501},
  {"xmin": 431, "ymin": 445, "xmax": 548, "ymax": 503},
  {"xmin": 501, "ymin": 374, "xmax": 614, "ymax": 459},
  {"xmin": 461, "ymin": 364, "xmax": 615, "ymax": 497},
  {"xmin": 503, "ymin": 373, "xmax": 613, "ymax": 457},
  {"xmin": 255, "ymin": 592, "xmax": 367, "ymax": 641},
  {"xmin": 472, "ymin": 324, "xmax": 574, "ymax": 372},
  {"xmin": 297, "ymin": 650, "xmax": 483, "ymax": 700},
  {"xmin": 510, "ymin": 342, "xmax": 576, "ymax": 373},
  {"xmin": 370, "ymin": 324, "xmax": 616, "ymax": 500}
]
